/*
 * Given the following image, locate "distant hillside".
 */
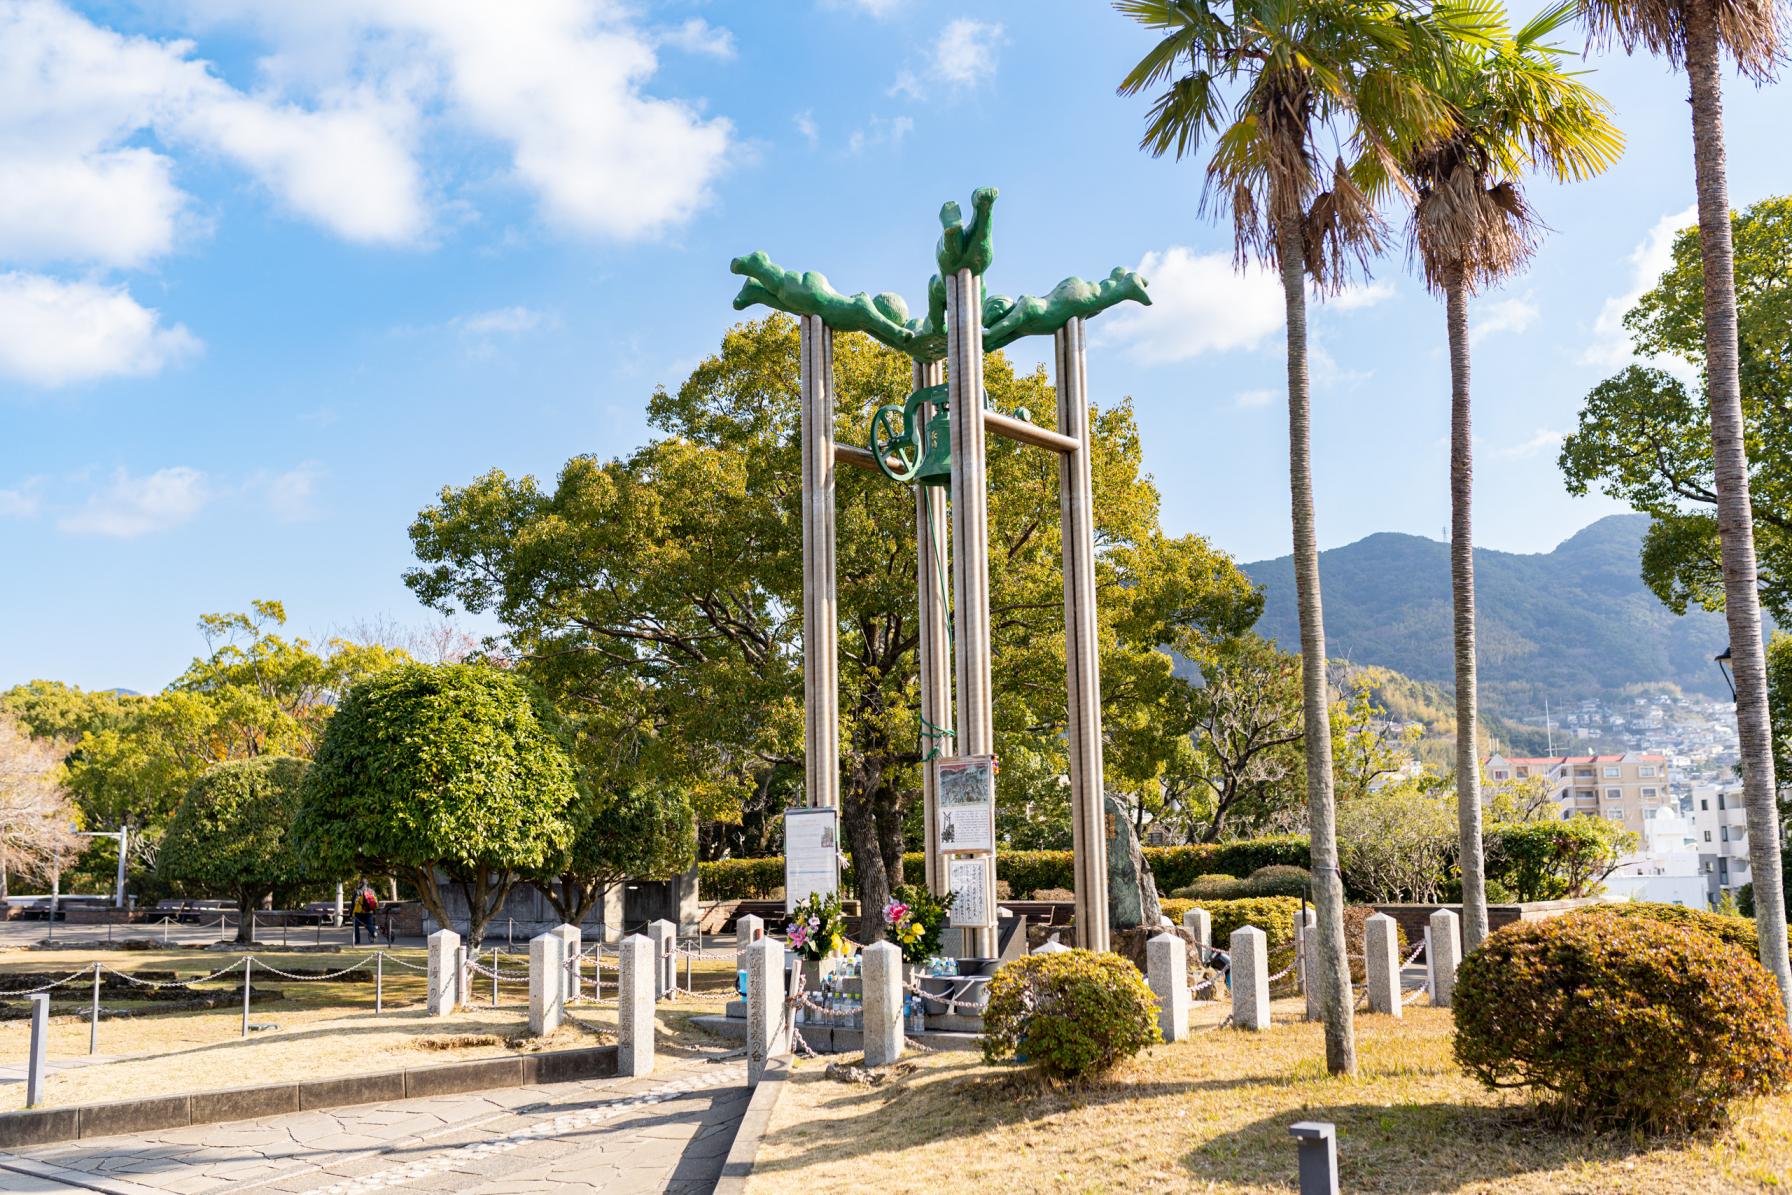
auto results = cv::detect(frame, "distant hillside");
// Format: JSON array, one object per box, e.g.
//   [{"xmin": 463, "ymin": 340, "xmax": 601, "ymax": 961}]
[{"xmin": 1243, "ymin": 514, "xmax": 1736, "ymax": 714}]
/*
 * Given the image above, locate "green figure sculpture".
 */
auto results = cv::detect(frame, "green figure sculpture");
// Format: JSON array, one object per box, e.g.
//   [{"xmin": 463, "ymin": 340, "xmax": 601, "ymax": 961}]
[
  {"xmin": 982, "ymin": 267, "xmax": 1152, "ymax": 352},
  {"xmin": 727, "ymin": 188, "xmax": 1149, "ymax": 367}
]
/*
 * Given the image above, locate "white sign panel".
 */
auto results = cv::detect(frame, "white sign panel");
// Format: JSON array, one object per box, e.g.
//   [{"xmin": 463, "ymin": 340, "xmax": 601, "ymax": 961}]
[
  {"xmin": 936, "ymin": 754, "xmax": 996, "ymax": 855},
  {"xmin": 948, "ymin": 857, "xmax": 992, "ymax": 929},
  {"xmin": 783, "ymin": 806, "xmax": 840, "ymax": 912}
]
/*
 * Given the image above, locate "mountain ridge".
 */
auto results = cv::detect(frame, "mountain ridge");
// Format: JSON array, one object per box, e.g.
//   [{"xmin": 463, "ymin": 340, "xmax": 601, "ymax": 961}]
[{"xmin": 1242, "ymin": 513, "xmax": 1734, "ymax": 714}]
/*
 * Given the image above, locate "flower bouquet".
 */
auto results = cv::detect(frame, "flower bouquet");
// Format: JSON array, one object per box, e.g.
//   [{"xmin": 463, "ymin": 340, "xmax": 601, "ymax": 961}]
[
  {"xmin": 884, "ymin": 884, "xmax": 955, "ymax": 965},
  {"xmin": 786, "ymin": 891, "xmax": 848, "ymax": 961}
]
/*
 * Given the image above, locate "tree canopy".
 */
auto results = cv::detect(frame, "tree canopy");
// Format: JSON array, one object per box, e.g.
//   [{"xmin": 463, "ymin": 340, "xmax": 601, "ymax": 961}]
[
  {"xmin": 1560, "ymin": 196, "xmax": 1792, "ymax": 622},
  {"xmin": 159, "ymin": 755, "xmax": 310, "ymax": 942},
  {"xmin": 298, "ymin": 662, "xmax": 578, "ymax": 943}
]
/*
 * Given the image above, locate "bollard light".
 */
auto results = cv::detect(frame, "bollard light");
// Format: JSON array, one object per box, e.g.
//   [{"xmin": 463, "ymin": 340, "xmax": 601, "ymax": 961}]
[{"xmin": 1289, "ymin": 1121, "xmax": 1340, "ymax": 1195}]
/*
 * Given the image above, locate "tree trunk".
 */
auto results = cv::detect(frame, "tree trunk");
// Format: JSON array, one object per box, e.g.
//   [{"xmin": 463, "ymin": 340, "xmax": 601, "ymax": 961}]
[
  {"xmin": 1446, "ymin": 268, "xmax": 1490, "ymax": 952},
  {"xmin": 236, "ymin": 892, "xmax": 255, "ymax": 945},
  {"xmin": 1278, "ymin": 216, "xmax": 1355, "ymax": 1076},
  {"xmin": 842, "ymin": 785, "xmax": 889, "ymax": 941},
  {"xmin": 1686, "ymin": 0, "xmax": 1792, "ymax": 1016}
]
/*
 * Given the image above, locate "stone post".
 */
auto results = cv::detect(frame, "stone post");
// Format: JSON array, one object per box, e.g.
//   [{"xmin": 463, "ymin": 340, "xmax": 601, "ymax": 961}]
[
  {"xmin": 1182, "ymin": 907, "xmax": 1211, "ymax": 956},
  {"xmin": 598, "ymin": 884, "xmax": 624, "ymax": 944},
  {"xmin": 551, "ymin": 924, "xmax": 581, "ymax": 1001},
  {"xmin": 946, "ymin": 267, "xmax": 997, "ymax": 960},
  {"xmin": 617, "ymin": 933, "xmax": 654, "ymax": 1077},
  {"xmin": 426, "ymin": 928, "xmax": 459, "ymax": 1016},
  {"xmin": 861, "ymin": 941, "xmax": 904, "ymax": 1067},
  {"xmin": 25, "ymin": 993, "xmax": 48, "ymax": 1108},
  {"xmin": 800, "ymin": 314, "xmax": 840, "ymax": 812},
  {"xmin": 1055, "ymin": 318, "xmax": 1110, "ymax": 955},
  {"xmin": 913, "ymin": 356, "xmax": 952, "ymax": 896},
  {"xmin": 746, "ymin": 936, "xmax": 786, "ymax": 1085},
  {"xmin": 1296, "ymin": 907, "xmax": 1319, "ymax": 1020},
  {"xmin": 1231, "ymin": 925, "xmax": 1270, "ymax": 1032},
  {"xmin": 736, "ymin": 913, "xmax": 764, "ymax": 978},
  {"xmin": 647, "ymin": 918, "xmax": 676, "ymax": 1000},
  {"xmin": 1147, "ymin": 932, "xmax": 1190, "ymax": 1043},
  {"xmin": 1364, "ymin": 913, "xmax": 1401, "ymax": 1017},
  {"xmin": 1428, "ymin": 909, "xmax": 1461, "ymax": 1008},
  {"xmin": 529, "ymin": 931, "xmax": 566, "ymax": 1035}
]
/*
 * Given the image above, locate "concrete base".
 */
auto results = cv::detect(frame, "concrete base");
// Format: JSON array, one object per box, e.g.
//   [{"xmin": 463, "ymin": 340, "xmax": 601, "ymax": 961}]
[{"xmin": 691, "ymin": 1014, "xmax": 982, "ymax": 1054}]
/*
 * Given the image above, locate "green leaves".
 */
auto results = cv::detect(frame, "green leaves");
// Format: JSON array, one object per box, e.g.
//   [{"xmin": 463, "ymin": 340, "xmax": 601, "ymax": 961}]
[{"xmin": 159, "ymin": 756, "xmax": 309, "ymax": 905}]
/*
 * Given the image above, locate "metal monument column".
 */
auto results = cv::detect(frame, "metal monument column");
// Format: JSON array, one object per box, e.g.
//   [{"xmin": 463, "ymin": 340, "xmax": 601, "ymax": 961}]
[
  {"xmin": 946, "ymin": 266, "xmax": 997, "ymax": 959},
  {"xmin": 800, "ymin": 314, "xmax": 840, "ymax": 811},
  {"xmin": 1055, "ymin": 317, "xmax": 1110, "ymax": 953},
  {"xmin": 913, "ymin": 357, "xmax": 953, "ymax": 893}
]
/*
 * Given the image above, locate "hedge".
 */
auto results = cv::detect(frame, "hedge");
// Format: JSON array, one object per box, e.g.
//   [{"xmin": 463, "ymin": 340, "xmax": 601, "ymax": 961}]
[{"xmin": 699, "ymin": 836, "xmax": 1312, "ymax": 901}]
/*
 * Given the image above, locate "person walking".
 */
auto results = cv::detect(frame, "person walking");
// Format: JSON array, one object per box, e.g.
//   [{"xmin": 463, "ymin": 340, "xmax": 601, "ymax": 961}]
[{"xmin": 352, "ymin": 881, "xmax": 378, "ymax": 946}]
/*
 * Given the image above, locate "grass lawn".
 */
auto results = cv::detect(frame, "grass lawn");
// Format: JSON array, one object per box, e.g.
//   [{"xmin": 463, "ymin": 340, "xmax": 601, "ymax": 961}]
[
  {"xmin": 745, "ymin": 998, "xmax": 1792, "ymax": 1194},
  {"xmin": 0, "ymin": 944, "xmax": 738, "ymax": 1111}
]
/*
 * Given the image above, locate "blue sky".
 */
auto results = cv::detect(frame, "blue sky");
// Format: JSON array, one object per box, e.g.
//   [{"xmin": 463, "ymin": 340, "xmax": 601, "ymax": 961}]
[{"xmin": 1, "ymin": 0, "xmax": 1784, "ymax": 694}]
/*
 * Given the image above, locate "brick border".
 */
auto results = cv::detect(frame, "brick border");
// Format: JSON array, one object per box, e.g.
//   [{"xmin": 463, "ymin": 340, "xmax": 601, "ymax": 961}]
[
  {"xmin": 0, "ymin": 1045, "xmax": 617, "ymax": 1149},
  {"xmin": 713, "ymin": 1053, "xmax": 790, "ymax": 1194}
]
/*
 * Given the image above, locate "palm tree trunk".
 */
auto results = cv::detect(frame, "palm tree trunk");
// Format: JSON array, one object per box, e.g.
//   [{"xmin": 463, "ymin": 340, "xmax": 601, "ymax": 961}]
[
  {"xmin": 1278, "ymin": 217, "xmax": 1355, "ymax": 1076},
  {"xmin": 1686, "ymin": 0, "xmax": 1792, "ymax": 1016},
  {"xmin": 1446, "ymin": 268, "xmax": 1490, "ymax": 952}
]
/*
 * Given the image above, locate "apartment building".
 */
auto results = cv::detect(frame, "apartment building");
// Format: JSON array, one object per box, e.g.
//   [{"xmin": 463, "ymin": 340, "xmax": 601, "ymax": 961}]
[
  {"xmin": 1691, "ymin": 782, "xmax": 1753, "ymax": 907},
  {"xmin": 1482, "ymin": 752, "xmax": 1673, "ymax": 831}
]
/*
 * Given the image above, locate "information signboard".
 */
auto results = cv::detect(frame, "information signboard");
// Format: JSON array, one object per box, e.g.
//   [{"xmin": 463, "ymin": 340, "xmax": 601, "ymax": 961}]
[
  {"xmin": 783, "ymin": 806, "xmax": 841, "ymax": 912},
  {"xmin": 935, "ymin": 754, "xmax": 996, "ymax": 855},
  {"xmin": 948, "ymin": 857, "xmax": 993, "ymax": 929}
]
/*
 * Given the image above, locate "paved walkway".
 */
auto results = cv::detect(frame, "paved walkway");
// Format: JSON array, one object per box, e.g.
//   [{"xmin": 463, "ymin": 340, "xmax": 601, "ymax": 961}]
[{"xmin": 0, "ymin": 1058, "xmax": 747, "ymax": 1195}]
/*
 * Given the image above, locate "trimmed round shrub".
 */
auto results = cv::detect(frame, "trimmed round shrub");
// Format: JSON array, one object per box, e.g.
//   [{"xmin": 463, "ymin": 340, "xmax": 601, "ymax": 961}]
[
  {"xmin": 1454, "ymin": 912, "xmax": 1792, "ymax": 1131},
  {"xmin": 1565, "ymin": 900, "xmax": 1758, "ymax": 956},
  {"xmin": 981, "ymin": 950, "xmax": 1160, "ymax": 1081},
  {"xmin": 1244, "ymin": 864, "xmax": 1311, "ymax": 897},
  {"xmin": 1173, "ymin": 874, "xmax": 1246, "ymax": 901}
]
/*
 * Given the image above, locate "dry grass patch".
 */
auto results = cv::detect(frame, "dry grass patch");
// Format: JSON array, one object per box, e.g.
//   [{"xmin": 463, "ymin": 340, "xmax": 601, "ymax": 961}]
[
  {"xmin": 0, "ymin": 945, "xmax": 739, "ymax": 1111},
  {"xmin": 745, "ymin": 999, "xmax": 1792, "ymax": 1194}
]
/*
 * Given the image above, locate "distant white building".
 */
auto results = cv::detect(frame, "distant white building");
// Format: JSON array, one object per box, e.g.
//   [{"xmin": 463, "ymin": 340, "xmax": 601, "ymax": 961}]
[
  {"xmin": 1602, "ymin": 807, "xmax": 1707, "ymax": 907},
  {"xmin": 1691, "ymin": 782, "xmax": 1753, "ymax": 908}
]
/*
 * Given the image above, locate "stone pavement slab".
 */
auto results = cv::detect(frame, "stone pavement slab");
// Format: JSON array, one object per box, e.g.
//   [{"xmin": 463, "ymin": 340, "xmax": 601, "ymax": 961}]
[{"xmin": 0, "ymin": 1056, "xmax": 748, "ymax": 1195}]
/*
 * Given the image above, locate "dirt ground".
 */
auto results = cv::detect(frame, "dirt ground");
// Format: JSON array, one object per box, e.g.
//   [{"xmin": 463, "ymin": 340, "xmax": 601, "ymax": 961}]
[{"xmin": 746, "ymin": 999, "xmax": 1792, "ymax": 1194}]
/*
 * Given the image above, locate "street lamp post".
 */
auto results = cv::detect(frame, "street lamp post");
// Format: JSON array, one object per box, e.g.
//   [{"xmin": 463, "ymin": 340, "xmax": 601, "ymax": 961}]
[{"xmin": 1716, "ymin": 646, "xmax": 1737, "ymax": 702}]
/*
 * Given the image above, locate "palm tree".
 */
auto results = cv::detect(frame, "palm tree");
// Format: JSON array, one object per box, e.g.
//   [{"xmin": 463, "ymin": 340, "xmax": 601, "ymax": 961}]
[
  {"xmin": 1116, "ymin": 0, "xmax": 1475, "ymax": 1075},
  {"xmin": 1404, "ymin": 1, "xmax": 1622, "ymax": 953},
  {"xmin": 1575, "ymin": 0, "xmax": 1791, "ymax": 1011}
]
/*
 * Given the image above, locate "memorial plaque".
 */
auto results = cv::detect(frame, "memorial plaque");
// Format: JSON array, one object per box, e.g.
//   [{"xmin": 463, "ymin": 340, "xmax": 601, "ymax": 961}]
[
  {"xmin": 936, "ymin": 754, "xmax": 996, "ymax": 854},
  {"xmin": 948, "ymin": 857, "xmax": 992, "ymax": 928},
  {"xmin": 783, "ymin": 806, "xmax": 840, "ymax": 912}
]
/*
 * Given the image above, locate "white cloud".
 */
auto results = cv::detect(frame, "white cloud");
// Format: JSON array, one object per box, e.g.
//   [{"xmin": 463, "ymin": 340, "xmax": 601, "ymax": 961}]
[
  {"xmin": 1326, "ymin": 280, "xmax": 1395, "ymax": 311},
  {"xmin": 892, "ymin": 17, "xmax": 1003, "ymax": 98},
  {"xmin": 0, "ymin": 152, "xmax": 187, "ymax": 269},
  {"xmin": 59, "ymin": 466, "xmax": 209, "ymax": 537},
  {"xmin": 824, "ymin": 0, "xmax": 904, "ymax": 17},
  {"xmin": 1234, "ymin": 388, "xmax": 1276, "ymax": 410},
  {"xmin": 1583, "ymin": 206, "xmax": 1697, "ymax": 369},
  {"xmin": 1093, "ymin": 247, "xmax": 1284, "ymax": 365},
  {"xmin": 794, "ymin": 110, "xmax": 819, "ymax": 148},
  {"xmin": 655, "ymin": 17, "xmax": 735, "ymax": 59},
  {"xmin": 847, "ymin": 115, "xmax": 913, "ymax": 155},
  {"xmin": 0, "ymin": 477, "xmax": 44, "ymax": 518},
  {"xmin": 0, "ymin": 273, "xmax": 201, "ymax": 386},
  {"xmin": 1499, "ymin": 428, "xmax": 1567, "ymax": 460},
  {"xmin": 451, "ymin": 306, "xmax": 554, "ymax": 337},
  {"xmin": 254, "ymin": 463, "xmax": 323, "ymax": 522},
  {"xmin": 1471, "ymin": 296, "xmax": 1540, "ymax": 346}
]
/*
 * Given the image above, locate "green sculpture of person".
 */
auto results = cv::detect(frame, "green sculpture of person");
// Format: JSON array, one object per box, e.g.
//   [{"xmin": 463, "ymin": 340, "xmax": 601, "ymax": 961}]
[
  {"xmin": 935, "ymin": 187, "xmax": 998, "ymax": 279},
  {"xmin": 981, "ymin": 267, "xmax": 1153, "ymax": 352},
  {"xmin": 728, "ymin": 250, "xmax": 917, "ymax": 354}
]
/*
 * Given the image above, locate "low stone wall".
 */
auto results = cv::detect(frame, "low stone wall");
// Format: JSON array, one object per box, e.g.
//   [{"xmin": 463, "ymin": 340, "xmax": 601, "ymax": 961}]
[{"xmin": 0, "ymin": 1045, "xmax": 618, "ymax": 1149}]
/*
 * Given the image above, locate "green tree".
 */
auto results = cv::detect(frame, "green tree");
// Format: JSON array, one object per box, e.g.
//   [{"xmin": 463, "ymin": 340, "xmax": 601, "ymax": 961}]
[
  {"xmin": 407, "ymin": 316, "xmax": 1259, "ymax": 934},
  {"xmin": 1403, "ymin": 0, "xmax": 1622, "ymax": 951},
  {"xmin": 0, "ymin": 681, "xmax": 137, "ymax": 744},
  {"xmin": 1559, "ymin": 198, "xmax": 1792, "ymax": 621},
  {"xmin": 532, "ymin": 788, "xmax": 698, "ymax": 926},
  {"xmin": 159, "ymin": 756, "xmax": 309, "ymax": 944},
  {"xmin": 1771, "ymin": 633, "xmax": 1792, "ymax": 786},
  {"xmin": 1117, "ymin": 0, "xmax": 1467, "ymax": 1074},
  {"xmin": 298, "ymin": 663, "xmax": 578, "ymax": 945},
  {"xmin": 1577, "ymin": 0, "xmax": 1791, "ymax": 1014}
]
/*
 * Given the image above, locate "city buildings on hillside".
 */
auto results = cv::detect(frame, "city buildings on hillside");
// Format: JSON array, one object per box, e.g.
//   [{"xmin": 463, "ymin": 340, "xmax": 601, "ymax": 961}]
[
  {"xmin": 1691, "ymin": 782, "xmax": 1753, "ymax": 907},
  {"xmin": 1483, "ymin": 752, "xmax": 1674, "ymax": 830}
]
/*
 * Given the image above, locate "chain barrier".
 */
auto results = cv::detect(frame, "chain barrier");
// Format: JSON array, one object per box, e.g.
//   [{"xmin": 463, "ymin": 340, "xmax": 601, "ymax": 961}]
[
  {"xmin": 250, "ymin": 956, "xmax": 379, "ymax": 982},
  {"xmin": 1, "ymin": 970, "xmax": 94, "ymax": 996},
  {"xmin": 467, "ymin": 959, "xmax": 531, "ymax": 981},
  {"xmin": 99, "ymin": 960, "xmax": 246, "ymax": 989}
]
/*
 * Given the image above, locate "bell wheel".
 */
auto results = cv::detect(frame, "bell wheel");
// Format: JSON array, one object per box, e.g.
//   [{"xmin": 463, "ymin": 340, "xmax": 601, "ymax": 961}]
[{"xmin": 870, "ymin": 404, "xmax": 921, "ymax": 483}]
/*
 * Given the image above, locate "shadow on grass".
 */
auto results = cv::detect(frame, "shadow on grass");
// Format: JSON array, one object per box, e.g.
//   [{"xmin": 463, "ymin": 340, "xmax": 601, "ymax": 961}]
[{"xmin": 1186, "ymin": 1100, "xmax": 1665, "ymax": 1193}]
